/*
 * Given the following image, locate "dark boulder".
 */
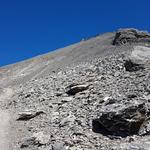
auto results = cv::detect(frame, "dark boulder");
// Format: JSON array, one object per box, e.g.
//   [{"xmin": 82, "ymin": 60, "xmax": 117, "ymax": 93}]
[
  {"xmin": 66, "ymin": 83, "xmax": 89, "ymax": 95},
  {"xmin": 92, "ymin": 102, "xmax": 150, "ymax": 137},
  {"xmin": 124, "ymin": 59, "xmax": 144, "ymax": 72}
]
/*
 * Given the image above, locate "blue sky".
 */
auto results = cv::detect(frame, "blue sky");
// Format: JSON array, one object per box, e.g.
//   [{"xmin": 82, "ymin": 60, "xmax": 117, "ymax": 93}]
[{"xmin": 0, "ymin": 0, "xmax": 150, "ymax": 66}]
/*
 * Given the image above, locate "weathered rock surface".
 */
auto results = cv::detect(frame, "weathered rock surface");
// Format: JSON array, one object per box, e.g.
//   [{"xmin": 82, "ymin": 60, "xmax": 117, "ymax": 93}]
[
  {"xmin": 113, "ymin": 28, "xmax": 150, "ymax": 45},
  {"xmin": 92, "ymin": 102, "xmax": 150, "ymax": 137}
]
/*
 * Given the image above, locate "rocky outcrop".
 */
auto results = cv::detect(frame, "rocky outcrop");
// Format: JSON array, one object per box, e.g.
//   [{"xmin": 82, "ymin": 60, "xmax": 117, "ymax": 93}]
[
  {"xmin": 113, "ymin": 28, "xmax": 150, "ymax": 45},
  {"xmin": 92, "ymin": 101, "xmax": 150, "ymax": 137}
]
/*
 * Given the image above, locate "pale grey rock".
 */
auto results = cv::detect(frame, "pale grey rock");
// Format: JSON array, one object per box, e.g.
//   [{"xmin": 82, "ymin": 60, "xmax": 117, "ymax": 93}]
[
  {"xmin": 20, "ymin": 132, "xmax": 50, "ymax": 148},
  {"xmin": 52, "ymin": 142, "xmax": 66, "ymax": 150},
  {"xmin": 32, "ymin": 132, "xmax": 50, "ymax": 145}
]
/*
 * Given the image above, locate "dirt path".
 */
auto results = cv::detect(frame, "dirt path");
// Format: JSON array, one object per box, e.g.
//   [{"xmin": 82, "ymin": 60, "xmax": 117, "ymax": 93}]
[
  {"xmin": 0, "ymin": 110, "xmax": 11, "ymax": 150},
  {"xmin": 0, "ymin": 88, "xmax": 14, "ymax": 150}
]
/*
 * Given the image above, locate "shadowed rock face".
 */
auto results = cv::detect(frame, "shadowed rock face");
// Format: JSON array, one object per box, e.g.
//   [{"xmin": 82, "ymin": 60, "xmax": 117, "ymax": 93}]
[
  {"xmin": 92, "ymin": 102, "xmax": 149, "ymax": 137},
  {"xmin": 2, "ymin": 28, "xmax": 150, "ymax": 150},
  {"xmin": 113, "ymin": 28, "xmax": 150, "ymax": 45},
  {"xmin": 124, "ymin": 59, "xmax": 144, "ymax": 72}
]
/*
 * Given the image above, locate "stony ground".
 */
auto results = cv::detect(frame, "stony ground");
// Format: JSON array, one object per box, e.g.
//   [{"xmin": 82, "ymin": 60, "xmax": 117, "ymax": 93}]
[
  {"xmin": 6, "ymin": 49, "xmax": 150, "ymax": 149},
  {"xmin": 1, "ymin": 29, "xmax": 150, "ymax": 150}
]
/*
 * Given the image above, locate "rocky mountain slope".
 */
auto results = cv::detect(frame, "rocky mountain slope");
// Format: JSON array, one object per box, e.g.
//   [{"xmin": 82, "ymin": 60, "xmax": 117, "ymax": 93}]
[{"xmin": 1, "ymin": 28, "xmax": 150, "ymax": 149}]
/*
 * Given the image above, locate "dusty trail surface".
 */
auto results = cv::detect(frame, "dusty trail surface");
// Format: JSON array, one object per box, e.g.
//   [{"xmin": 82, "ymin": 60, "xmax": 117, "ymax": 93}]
[
  {"xmin": 0, "ymin": 110, "xmax": 11, "ymax": 150},
  {"xmin": 0, "ymin": 88, "xmax": 14, "ymax": 150}
]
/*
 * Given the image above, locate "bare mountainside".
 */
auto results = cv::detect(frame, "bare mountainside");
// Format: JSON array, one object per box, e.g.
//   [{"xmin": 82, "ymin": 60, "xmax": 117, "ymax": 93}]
[{"xmin": 1, "ymin": 29, "xmax": 150, "ymax": 150}]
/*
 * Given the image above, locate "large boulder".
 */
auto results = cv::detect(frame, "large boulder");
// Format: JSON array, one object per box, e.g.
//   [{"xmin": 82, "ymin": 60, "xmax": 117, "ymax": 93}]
[
  {"xmin": 130, "ymin": 46, "xmax": 150, "ymax": 64},
  {"xmin": 92, "ymin": 101, "xmax": 150, "ymax": 137},
  {"xmin": 113, "ymin": 28, "xmax": 150, "ymax": 45},
  {"xmin": 124, "ymin": 46, "xmax": 150, "ymax": 72}
]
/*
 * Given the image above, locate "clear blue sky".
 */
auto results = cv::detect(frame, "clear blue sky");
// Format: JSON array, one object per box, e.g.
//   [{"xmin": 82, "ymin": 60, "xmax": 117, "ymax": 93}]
[{"xmin": 0, "ymin": 0, "xmax": 150, "ymax": 66}]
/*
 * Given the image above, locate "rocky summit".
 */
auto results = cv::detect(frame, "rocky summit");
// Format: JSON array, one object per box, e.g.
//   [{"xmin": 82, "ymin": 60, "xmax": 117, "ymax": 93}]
[{"xmin": 1, "ymin": 28, "xmax": 150, "ymax": 150}]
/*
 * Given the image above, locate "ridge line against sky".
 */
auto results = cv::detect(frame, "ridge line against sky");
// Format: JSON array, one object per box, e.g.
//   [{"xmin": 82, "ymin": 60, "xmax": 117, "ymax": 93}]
[{"xmin": 0, "ymin": 0, "xmax": 150, "ymax": 67}]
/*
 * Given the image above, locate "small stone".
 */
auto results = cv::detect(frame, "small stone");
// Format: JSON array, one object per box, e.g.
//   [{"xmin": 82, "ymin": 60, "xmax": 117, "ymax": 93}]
[
  {"xmin": 61, "ymin": 97, "xmax": 73, "ymax": 103},
  {"xmin": 17, "ymin": 110, "xmax": 44, "ymax": 121},
  {"xmin": 20, "ymin": 137, "xmax": 35, "ymax": 148},
  {"xmin": 52, "ymin": 142, "xmax": 66, "ymax": 150},
  {"xmin": 33, "ymin": 132, "xmax": 50, "ymax": 145},
  {"xmin": 66, "ymin": 83, "xmax": 89, "ymax": 95},
  {"xmin": 20, "ymin": 132, "xmax": 50, "ymax": 148},
  {"xmin": 103, "ymin": 96, "xmax": 112, "ymax": 102},
  {"xmin": 60, "ymin": 115, "xmax": 75, "ymax": 127}
]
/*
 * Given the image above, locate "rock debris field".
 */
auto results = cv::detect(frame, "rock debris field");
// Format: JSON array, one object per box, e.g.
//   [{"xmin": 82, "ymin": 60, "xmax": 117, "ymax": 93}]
[{"xmin": 1, "ymin": 29, "xmax": 150, "ymax": 150}]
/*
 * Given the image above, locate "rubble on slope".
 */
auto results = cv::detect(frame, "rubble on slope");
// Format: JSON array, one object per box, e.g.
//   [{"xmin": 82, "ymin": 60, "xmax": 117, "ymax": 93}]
[
  {"xmin": 9, "ymin": 50, "xmax": 150, "ymax": 150},
  {"xmin": 6, "ymin": 31, "xmax": 150, "ymax": 149}
]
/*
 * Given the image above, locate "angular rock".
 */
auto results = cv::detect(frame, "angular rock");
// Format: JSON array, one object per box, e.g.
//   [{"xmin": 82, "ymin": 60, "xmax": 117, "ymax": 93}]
[
  {"xmin": 92, "ymin": 102, "xmax": 149, "ymax": 137},
  {"xmin": 130, "ymin": 46, "xmax": 150, "ymax": 65},
  {"xmin": 52, "ymin": 142, "xmax": 66, "ymax": 150},
  {"xmin": 61, "ymin": 97, "xmax": 73, "ymax": 103},
  {"xmin": 17, "ymin": 110, "xmax": 44, "ymax": 121},
  {"xmin": 32, "ymin": 132, "xmax": 50, "ymax": 145},
  {"xmin": 59, "ymin": 115, "xmax": 75, "ymax": 127},
  {"xmin": 124, "ymin": 59, "xmax": 144, "ymax": 72},
  {"xmin": 113, "ymin": 28, "xmax": 150, "ymax": 45},
  {"xmin": 66, "ymin": 83, "xmax": 89, "ymax": 95},
  {"xmin": 20, "ymin": 132, "xmax": 50, "ymax": 148},
  {"xmin": 20, "ymin": 137, "xmax": 36, "ymax": 148},
  {"xmin": 139, "ymin": 119, "xmax": 150, "ymax": 136}
]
